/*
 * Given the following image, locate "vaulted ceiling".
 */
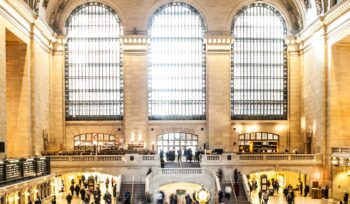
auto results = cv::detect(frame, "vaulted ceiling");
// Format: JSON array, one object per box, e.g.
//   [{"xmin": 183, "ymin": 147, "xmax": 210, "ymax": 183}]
[{"xmin": 40, "ymin": 0, "xmax": 324, "ymax": 34}]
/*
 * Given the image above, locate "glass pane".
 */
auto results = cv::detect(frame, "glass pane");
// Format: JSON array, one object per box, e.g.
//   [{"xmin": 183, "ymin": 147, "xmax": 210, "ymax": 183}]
[
  {"xmin": 268, "ymin": 134, "xmax": 273, "ymax": 140},
  {"xmin": 181, "ymin": 133, "xmax": 186, "ymax": 140},
  {"xmin": 169, "ymin": 133, "xmax": 174, "ymax": 140},
  {"xmin": 175, "ymin": 133, "xmax": 180, "ymax": 140},
  {"xmin": 231, "ymin": 3, "xmax": 287, "ymax": 120},
  {"xmin": 98, "ymin": 134, "xmax": 104, "ymax": 141},
  {"xmin": 65, "ymin": 2, "xmax": 123, "ymax": 120},
  {"xmin": 274, "ymin": 135, "xmax": 278, "ymax": 140},
  {"xmin": 148, "ymin": 3, "xmax": 206, "ymax": 120},
  {"xmin": 186, "ymin": 134, "xmax": 192, "ymax": 140},
  {"xmin": 163, "ymin": 134, "xmax": 168, "ymax": 140},
  {"xmin": 256, "ymin": 133, "xmax": 261, "ymax": 140},
  {"xmin": 86, "ymin": 134, "xmax": 91, "ymax": 141},
  {"xmin": 193, "ymin": 135, "xmax": 198, "ymax": 140},
  {"xmin": 251, "ymin": 134, "xmax": 256, "ymax": 140},
  {"xmin": 262, "ymin": 133, "xmax": 267, "ymax": 140}
]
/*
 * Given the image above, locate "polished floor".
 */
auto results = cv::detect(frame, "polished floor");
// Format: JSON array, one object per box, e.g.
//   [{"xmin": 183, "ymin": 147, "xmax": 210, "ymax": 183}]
[
  {"xmin": 250, "ymin": 189, "xmax": 337, "ymax": 204},
  {"xmin": 45, "ymin": 190, "xmax": 338, "ymax": 204}
]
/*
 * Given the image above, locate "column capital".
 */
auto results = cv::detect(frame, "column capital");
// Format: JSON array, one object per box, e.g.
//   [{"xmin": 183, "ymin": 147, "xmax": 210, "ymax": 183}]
[
  {"xmin": 52, "ymin": 35, "xmax": 65, "ymax": 53},
  {"xmin": 285, "ymin": 35, "xmax": 301, "ymax": 53}
]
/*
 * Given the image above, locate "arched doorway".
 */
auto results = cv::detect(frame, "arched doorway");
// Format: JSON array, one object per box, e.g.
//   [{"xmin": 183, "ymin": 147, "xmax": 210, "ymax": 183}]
[{"xmin": 157, "ymin": 133, "xmax": 198, "ymax": 154}]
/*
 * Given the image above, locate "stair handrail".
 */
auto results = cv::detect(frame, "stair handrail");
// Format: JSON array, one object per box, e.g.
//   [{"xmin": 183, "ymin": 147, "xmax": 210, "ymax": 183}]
[
  {"xmin": 242, "ymin": 174, "xmax": 252, "ymax": 203},
  {"xmin": 230, "ymin": 175, "xmax": 238, "ymax": 204},
  {"xmin": 116, "ymin": 175, "xmax": 122, "ymax": 198},
  {"xmin": 131, "ymin": 176, "xmax": 135, "ymax": 204}
]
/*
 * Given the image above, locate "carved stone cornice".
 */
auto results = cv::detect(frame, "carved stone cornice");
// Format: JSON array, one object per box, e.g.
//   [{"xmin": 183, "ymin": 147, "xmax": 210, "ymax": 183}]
[
  {"xmin": 205, "ymin": 34, "xmax": 234, "ymax": 53},
  {"xmin": 2, "ymin": 0, "xmax": 56, "ymax": 50},
  {"xmin": 123, "ymin": 35, "xmax": 149, "ymax": 54},
  {"xmin": 123, "ymin": 35, "xmax": 149, "ymax": 45},
  {"xmin": 285, "ymin": 36, "xmax": 301, "ymax": 53},
  {"xmin": 323, "ymin": 0, "xmax": 350, "ymax": 25}
]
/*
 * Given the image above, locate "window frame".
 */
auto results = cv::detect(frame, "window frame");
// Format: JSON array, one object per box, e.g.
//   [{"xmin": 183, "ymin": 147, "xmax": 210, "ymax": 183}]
[
  {"xmin": 230, "ymin": 3, "xmax": 288, "ymax": 120},
  {"xmin": 64, "ymin": 2, "xmax": 124, "ymax": 121},
  {"xmin": 147, "ymin": 2, "xmax": 207, "ymax": 120}
]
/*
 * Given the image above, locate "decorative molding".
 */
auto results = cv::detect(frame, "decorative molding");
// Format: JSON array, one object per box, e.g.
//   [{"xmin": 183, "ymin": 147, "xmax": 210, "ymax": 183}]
[
  {"xmin": 123, "ymin": 35, "xmax": 149, "ymax": 45},
  {"xmin": 323, "ymin": 0, "xmax": 350, "ymax": 25},
  {"xmin": 315, "ymin": 0, "xmax": 324, "ymax": 15},
  {"xmin": 304, "ymin": 0, "xmax": 311, "ymax": 9},
  {"xmin": 123, "ymin": 35, "xmax": 149, "ymax": 54}
]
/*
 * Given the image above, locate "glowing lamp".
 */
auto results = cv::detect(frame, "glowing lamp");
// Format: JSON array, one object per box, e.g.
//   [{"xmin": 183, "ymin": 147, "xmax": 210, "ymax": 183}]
[
  {"xmin": 195, "ymin": 186, "xmax": 210, "ymax": 204},
  {"xmin": 331, "ymin": 157, "xmax": 339, "ymax": 166}
]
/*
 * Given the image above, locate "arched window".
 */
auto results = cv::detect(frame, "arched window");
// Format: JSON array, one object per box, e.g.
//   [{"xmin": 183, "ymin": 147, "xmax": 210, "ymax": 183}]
[
  {"xmin": 156, "ymin": 132, "xmax": 198, "ymax": 154},
  {"xmin": 74, "ymin": 133, "xmax": 115, "ymax": 151},
  {"xmin": 231, "ymin": 3, "xmax": 287, "ymax": 120},
  {"xmin": 239, "ymin": 132, "xmax": 279, "ymax": 153},
  {"xmin": 65, "ymin": 3, "xmax": 123, "ymax": 120},
  {"xmin": 148, "ymin": 3, "xmax": 206, "ymax": 120}
]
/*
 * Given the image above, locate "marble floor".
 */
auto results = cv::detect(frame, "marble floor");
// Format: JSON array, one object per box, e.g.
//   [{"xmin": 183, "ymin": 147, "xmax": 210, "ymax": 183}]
[{"xmin": 250, "ymin": 189, "xmax": 338, "ymax": 204}]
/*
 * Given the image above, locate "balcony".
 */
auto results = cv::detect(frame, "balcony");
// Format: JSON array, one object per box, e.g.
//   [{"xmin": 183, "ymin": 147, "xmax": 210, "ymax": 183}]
[
  {"xmin": 50, "ymin": 154, "xmax": 160, "ymax": 168},
  {"xmin": 201, "ymin": 153, "xmax": 323, "ymax": 166}
]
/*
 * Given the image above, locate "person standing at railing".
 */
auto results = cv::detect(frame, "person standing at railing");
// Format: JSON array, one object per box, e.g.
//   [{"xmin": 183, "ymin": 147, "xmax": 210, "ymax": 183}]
[{"xmin": 177, "ymin": 149, "xmax": 182, "ymax": 162}]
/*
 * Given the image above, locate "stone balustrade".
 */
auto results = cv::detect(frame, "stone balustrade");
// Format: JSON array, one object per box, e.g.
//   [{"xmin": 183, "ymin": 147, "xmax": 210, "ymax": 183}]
[
  {"xmin": 201, "ymin": 153, "xmax": 323, "ymax": 165},
  {"xmin": 50, "ymin": 154, "xmax": 160, "ymax": 168}
]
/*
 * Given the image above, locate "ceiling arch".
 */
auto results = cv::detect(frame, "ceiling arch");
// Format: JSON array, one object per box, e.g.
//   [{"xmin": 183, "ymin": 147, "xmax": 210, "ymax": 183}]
[{"xmin": 43, "ymin": 0, "xmax": 323, "ymax": 34}]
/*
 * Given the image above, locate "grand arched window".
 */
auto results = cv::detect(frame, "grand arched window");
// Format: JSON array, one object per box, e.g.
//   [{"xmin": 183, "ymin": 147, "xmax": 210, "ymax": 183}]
[
  {"xmin": 148, "ymin": 3, "xmax": 206, "ymax": 120},
  {"xmin": 231, "ymin": 3, "xmax": 287, "ymax": 120},
  {"xmin": 65, "ymin": 3, "xmax": 123, "ymax": 120}
]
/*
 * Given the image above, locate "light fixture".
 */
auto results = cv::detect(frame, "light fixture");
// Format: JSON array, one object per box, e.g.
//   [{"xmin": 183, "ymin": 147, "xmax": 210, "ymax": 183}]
[
  {"xmin": 331, "ymin": 157, "xmax": 339, "ymax": 166},
  {"xmin": 195, "ymin": 186, "xmax": 210, "ymax": 204}
]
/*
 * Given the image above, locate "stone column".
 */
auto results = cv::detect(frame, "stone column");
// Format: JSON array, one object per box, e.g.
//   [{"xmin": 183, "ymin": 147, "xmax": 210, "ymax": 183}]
[
  {"xmin": 49, "ymin": 37, "xmax": 65, "ymax": 151},
  {"xmin": 205, "ymin": 35, "xmax": 233, "ymax": 151},
  {"xmin": 286, "ymin": 36, "xmax": 302, "ymax": 152},
  {"xmin": 0, "ymin": 23, "xmax": 5, "ymax": 158},
  {"xmin": 123, "ymin": 35, "xmax": 149, "ymax": 146}
]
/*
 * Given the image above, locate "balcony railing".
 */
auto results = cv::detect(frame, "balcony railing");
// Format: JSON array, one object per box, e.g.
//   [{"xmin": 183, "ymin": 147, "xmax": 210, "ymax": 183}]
[
  {"xmin": 50, "ymin": 154, "xmax": 160, "ymax": 168},
  {"xmin": 201, "ymin": 153, "xmax": 323, "ymax": 165},
  {"xmin": 0, "ymin": 157, "xmax": 50, "ymax": 187}
]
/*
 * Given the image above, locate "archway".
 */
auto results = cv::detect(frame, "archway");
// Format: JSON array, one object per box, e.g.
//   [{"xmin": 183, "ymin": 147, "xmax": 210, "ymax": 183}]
[{"xmin": 156, "ymin": 133, "xmax": 198, "ymax": 154}]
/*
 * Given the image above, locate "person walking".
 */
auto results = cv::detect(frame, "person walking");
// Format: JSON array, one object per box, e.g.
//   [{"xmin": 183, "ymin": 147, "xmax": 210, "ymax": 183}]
[
  {"xmin": 287, "ymin": 190, "xmax": 295, "ymax": 204},
  {"xmin": 74, "ymin": 184, "xmax": 80, "ymax": 197},
  {"xmin": 262, "ymin": 191, "xmax": 269, "ymax": 204},
  {"xmin": 80, "ymin": 188, "xmax": 86, "ymax": 201},
  {"xmin": 234, "ymin": 182, "xmax": 240, "ymax": 197},
  {"xmin": 185, "ymin": 194, "xmax": 192, "ymax": 204},
  {"xmin": 51, "ymin": 195, "xmax": 56, "ymax": 204},
  {"xmin": 66, "ymin": 193, "xmax": 73, "ymax": 204},
  {"xmin": 94, "ymin": 187, "xmax": 102, "ymax": 204},
  {"xmin": 103, "ymin": 191, "xmax": 112, "ymax": 204},
  {"xmin": 69, "ymin": 184, "xmax": 74, "ymax": 197}
]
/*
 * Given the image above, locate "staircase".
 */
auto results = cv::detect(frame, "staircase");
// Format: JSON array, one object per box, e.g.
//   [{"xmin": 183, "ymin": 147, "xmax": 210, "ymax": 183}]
[
  {"xmin": 220, "ymin": 176, "xmax": 250, "ymax": 204},
  {"xmin": 119, "ymin": 183, "xmax": 146, "ymax": 204}
]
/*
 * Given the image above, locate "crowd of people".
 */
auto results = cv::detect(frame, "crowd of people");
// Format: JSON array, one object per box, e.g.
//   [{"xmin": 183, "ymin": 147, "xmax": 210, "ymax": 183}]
[
  {"xmin": 159, "ymin": 148, "xmax": 204, "ymax": 167},
  {"xmin": 154, "ymin": 190, "xmax": 200, "ymax": 204},
  {"xmin": 63, "ymin": 175, "xmax": 116, "ymax": 204}
]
